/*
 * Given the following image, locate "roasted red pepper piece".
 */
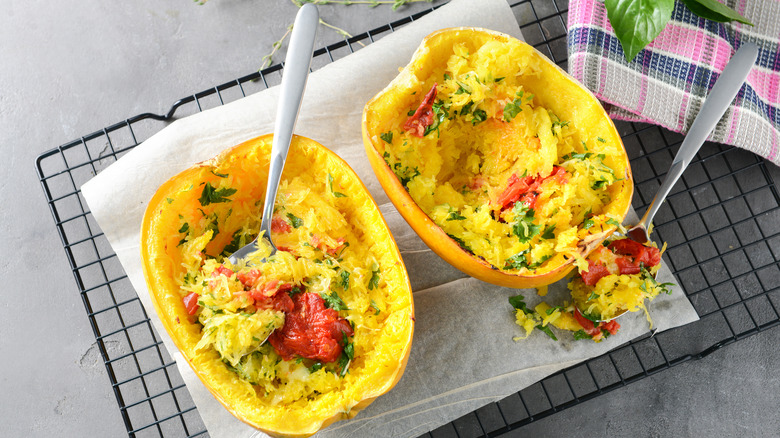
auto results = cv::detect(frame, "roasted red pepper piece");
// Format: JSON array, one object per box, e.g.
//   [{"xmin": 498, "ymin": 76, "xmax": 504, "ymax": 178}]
[
  {"xmin": 580, "ymin": 260, "xmax": 611, "ymax": 286},
  {"xmin": 403, "ymin": 83, "xmax": 438, "ymax": 137},
  {"xmin": 573, "ymin": 307, "xmax": 601, "ymax": 338},
  {"xmin": 183, "ymin": 292, "xmax": 200, "ymax": 315},
  {"xmin": 495, "ymin": 166, "xmax": 568, "ymax": 211},
  {"xmin": 271, "ymin": 215, "xmax": 292, "ymax": 233},
  {"xmin": 601, "ymin": 319, "xmax": 621, "ymax": 336},
  {"xmin": 268, "ymin": 292, "xmax": 353, "ymax": 363},
  {"xmin": 615, "ymin": 256, "xmax": 641, "ymax": 275},
  {"xmin": 608, "ymin": 239, "xmax": 661, "ymax": 267}
]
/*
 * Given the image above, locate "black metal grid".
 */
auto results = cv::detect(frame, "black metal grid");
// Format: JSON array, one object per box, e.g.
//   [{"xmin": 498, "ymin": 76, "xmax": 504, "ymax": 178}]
[{"xmin": 35, "ymin": 0, "xmax": 780, "ymax": 437}]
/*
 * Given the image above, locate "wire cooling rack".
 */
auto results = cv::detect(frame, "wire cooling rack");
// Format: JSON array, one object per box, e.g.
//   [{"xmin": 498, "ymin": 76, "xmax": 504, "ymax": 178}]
[{"xmin": 36, "ymin": 0, "xmax": 780, "ymax": 437}]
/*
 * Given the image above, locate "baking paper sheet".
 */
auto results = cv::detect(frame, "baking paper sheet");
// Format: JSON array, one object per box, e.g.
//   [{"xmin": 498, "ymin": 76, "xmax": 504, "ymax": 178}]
[{"xmin": 81, "ymin": 0, "xmax": 700, "ymax": 436}]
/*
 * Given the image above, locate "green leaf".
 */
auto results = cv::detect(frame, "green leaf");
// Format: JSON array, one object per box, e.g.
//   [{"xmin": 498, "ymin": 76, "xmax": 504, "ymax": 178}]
[
  {"xmin": 286, "ymin": 213, "xmax": 303, "ymax": 228},
  {"xmin": 503, "ymin": 99, "xmax": 523, "ymax": 122},
  {"xmin": 198, "ymin": 182, "xmax": 237, "ymax": 206},
  {"xmin": 340, "ymin": 270, "xmax": 350, "ymax": 290},
  {"xmin": 309, "ymin": 362, "xmax": 323, "ymax": 373},
  {"xmin": 178, "ymin": 223, "xmax": 189, "ymax": 233},
  {"xmin": 370, "ymin": 299, "xmax": 381, "ymax": 315},
  {"xmin": 380, "ymin": 132, "xmax": 393, "ymax": 144},
  {"xmin": 505, "ymin": 250, "xmax": 530, "ymax": 270},
  {"xmin": 368, "ymin": 266, "xmax": 381, "ymax": 290},
  {"xmin": 573, "ymin": 329, "xmax": 592, "ymax": 340},
  {"xmin": 446, "ymin": 210, "xmax": 467, "ymax": 221},
  {"xmin": 328, "ymin": 173, "xmax": 348, "ymax": 198},
  {"xmin": 320, "ymin": 291, "xmax": 349, "ymax": 311},
  {"xmin": 535, "ymin": 324, "xmax": 558, "ymax": 341},
  {"xmin": 471, "ymin": 109, "xmax": 488, "ymax": 125},
  {"xmin": 508, "ymin": 294, "xmax": 532, "ymax": 313},
  {"xmin": 211, "ymin": 170, "xmax": 229, "ymax": 178},
  {"xmin": 542, "ymin": 224, "xmax": 556, "ymax": 239},
  {"xmin": 605, "ymin": 0, "xmax": 675, "ymax": 62},
  {"xmin": 681, "ymin": 0, "xmax": 753, "ymax": 25},
  {"xmin": 511, "ymin": 203, "xmax": 541, "ymax": 243}
]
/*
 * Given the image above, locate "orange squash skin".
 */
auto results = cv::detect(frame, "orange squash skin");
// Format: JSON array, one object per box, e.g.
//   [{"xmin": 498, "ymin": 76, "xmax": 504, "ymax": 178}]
[
  {"xmin": 141, "ymin": 134, "xmax": 414, "ymax": 437},
  {"xmin": 362, "ymin": 28, "xmax": 633, "ymax": 288}
]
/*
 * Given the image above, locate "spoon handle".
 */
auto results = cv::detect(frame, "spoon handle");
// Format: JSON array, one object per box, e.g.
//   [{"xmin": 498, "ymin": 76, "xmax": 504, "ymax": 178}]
[
  {"xmin": 638, "ymin": 43, "xmax": 758, "ymax": 230},
  {"xmin": 259, "ymin": 4, "xmax": 319, "ymax": 243}
]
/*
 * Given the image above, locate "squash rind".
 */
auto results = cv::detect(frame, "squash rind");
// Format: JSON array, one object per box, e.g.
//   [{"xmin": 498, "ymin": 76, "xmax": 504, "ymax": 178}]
[
  {"xmin": 362, "ymin": 28, "xmax": 633, "ymax": 288},
  {"xmin": 140, "ymin": 134, "xmax": 414, "ymax": 437}
]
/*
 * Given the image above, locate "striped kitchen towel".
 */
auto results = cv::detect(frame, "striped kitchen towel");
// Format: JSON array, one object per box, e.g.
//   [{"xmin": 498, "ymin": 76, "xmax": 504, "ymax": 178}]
[{"xmin": 567, "ymin": 0, "xmax": 780, "ymax": 166}]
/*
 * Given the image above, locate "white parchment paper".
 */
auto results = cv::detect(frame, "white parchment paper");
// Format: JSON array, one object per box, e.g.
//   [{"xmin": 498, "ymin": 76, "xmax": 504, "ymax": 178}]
[{"xmin": 81, "ymin": 0, "xmax": 699, "ymax": 436}]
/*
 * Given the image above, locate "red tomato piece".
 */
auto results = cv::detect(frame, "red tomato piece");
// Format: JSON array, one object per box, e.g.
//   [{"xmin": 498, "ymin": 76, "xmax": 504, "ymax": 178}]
[
  {"xmin": 236, "ymin": 269, "xmax": 262, "ymax": 289},
  {"xmin": 271, "ymin": 215, "xmax": 292, "ymax": 234},
  {"xmin": 249, "ymin": 280, "xmax": 295, "ymax": 313},
  {"xmin": 573, "ymin": 307, "xmax": 601, "ymax": 337},
  {"xmin": 268, "ymin": 292, "xmax": 353, "ymax": 363},
  {"xmin": 615, "ymin": 256, "xmax": 641, "ymax": 275},
  {"xmin": 212, "ymin": 265, "xmax": 235, "ymax": 278},
  {"xmin": 182, "ymin": 292, "xmax": 200, "ymax": 316},
  {"xmin": 326, "ymin": 238, "xmax": 347, "ymax": 257},
  {"xmin": 403, "ymin": 83, "xmax": 438, "ymax": 137},
  {"xmin": 601, "ymin": 319, "xmax": 621, "ymax": 336},
  {"xmin": 580, "ymin": 260, "xmax": 611, "ymax": 286},
  {"xmin": 608, "ymin": 239, "xmax": 661, "ymax": 268}
]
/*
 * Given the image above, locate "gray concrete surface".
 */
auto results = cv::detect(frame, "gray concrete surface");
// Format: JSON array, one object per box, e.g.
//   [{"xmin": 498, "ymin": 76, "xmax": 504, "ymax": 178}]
[{"xmin": 1, "ymin": 0, "xmax": 778, "ymax": 437}]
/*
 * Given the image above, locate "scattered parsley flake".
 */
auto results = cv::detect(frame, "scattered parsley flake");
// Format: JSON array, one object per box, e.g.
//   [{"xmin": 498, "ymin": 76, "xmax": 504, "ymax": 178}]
[
  {"xmin": 198, "ymin": 182, "xmax": 236, "ymax": 206},
  {"xmin": 320, "ymin": 290, "xmax": 349, "ymax": 311},
  {"xmin": 380, "ymin": 132, "xmax": 393, "ymax": 144},
  {"xmin": 287, "ymin": 213, "xmax": 303, "ymax": 228}
]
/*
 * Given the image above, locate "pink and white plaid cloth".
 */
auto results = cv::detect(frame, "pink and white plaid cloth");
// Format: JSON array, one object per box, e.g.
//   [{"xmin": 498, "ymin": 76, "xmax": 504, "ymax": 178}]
[{"xmin": 567, "ymin": 0, "xmax": 780, "ymax": 166}]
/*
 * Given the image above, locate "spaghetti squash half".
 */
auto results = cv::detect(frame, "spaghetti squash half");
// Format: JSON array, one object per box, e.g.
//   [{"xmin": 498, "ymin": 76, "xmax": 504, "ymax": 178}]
[
  {"xmin": 362, "ymin": 28, "xmax": 633, "ymax": 288},
  {"xmin": 140, "ymin": 134, "xmax": 413, "ymax": 437}
]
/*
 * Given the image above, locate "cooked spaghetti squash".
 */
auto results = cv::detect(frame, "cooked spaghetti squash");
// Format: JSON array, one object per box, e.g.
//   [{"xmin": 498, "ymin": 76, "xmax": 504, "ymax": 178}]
[
  {"xmin": 363, "ymin": 28, "xmax": 633, "ymax": 288},
  {"xmin": 510, "ymin": 236, "xmax": 673, "ymax": 342},
  {"xmin": 140, "ymin": 134, "xmax": 413, "ymax": 437}
]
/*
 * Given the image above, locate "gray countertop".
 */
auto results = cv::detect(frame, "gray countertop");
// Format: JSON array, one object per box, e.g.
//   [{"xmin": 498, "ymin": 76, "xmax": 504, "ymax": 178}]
[{"xmin": 2, "ymin": 0, "xmax": 778, "ymax": 436}]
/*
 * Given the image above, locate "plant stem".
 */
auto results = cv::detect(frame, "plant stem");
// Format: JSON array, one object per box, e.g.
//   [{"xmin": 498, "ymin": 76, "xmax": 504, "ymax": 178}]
[{"xmin": 261, "ymin": 24, "xmax": 293, "ymax": 70}]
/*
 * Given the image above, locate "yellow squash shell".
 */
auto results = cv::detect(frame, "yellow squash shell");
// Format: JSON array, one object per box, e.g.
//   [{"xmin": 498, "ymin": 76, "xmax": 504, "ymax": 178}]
[
  {"xmin": 140, "ymin": 134, "xmax": 414, "ymax": 437},
  {"xmin": 362, "ymin": 28, "xmax": 633, "ymax": 288}
]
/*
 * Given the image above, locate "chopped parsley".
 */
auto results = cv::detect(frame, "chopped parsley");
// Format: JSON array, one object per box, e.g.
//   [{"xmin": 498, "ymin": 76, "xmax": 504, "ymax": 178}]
[
  {"xmin": 535, "ymin": 324, "xmax": 558, "ymax": 341},
  {"xmin": 503, "ymin": 99, "xmax": 523, "ymax": 122},
  {"xmin": 504, "ymin": 249, "xmax": 530, "ymax": 270},
  {"xmin": 328, "ymin": 173, "xmax": 348, "ymax": 198},
  {"xmin": 447, "ymin": 233, "xmax": 472, "ymax": 252},
  {"xmin": 320, "ymin": 290, "xmax": 349, "ymax": 311},
  {"xmin": 309, "ymin": 362, "xmax": 323, "ymax": 373},
  {"xmin": 221, "ymin": 229, "xmax": 244, "ymax": 257},
  {"xmin": 541, "ymin": 224, "xmax": 556, "ymax": 239},
  {"xmin": 368, "ymin": 265, "xmax": 381, "ymax": 290},
  {"xmin": 508, "ymin": 294, "xmax": 532, "ymax": 313},
  {"xmin": 380, "ymin": 132, "xmax": 393, "ymax": 144},
  {"xmin": 370, "ymin": 299, "xmax": 381, "ymax": 315},
  {"xmin": 338, "ymin": 333, "xmax": 354, "ymax": 377},
  {"xmin": 166, "ymin": 197, "xmax": 174, "ymax": 204},
  {"xmin": 287, "ymin": 213, "xmax": 303, "ymax": 228},
  {"xmin": 178, "ymin": 223, "xmax": 189, "ymax": 233},
  {"xmin": 446, "ymin": 210, "xmax": 467, "ymax": 221},
  {"xmin": 198, "ymin": 182, "xmax": 237, "ymax": 206},
  {"xmin": 573, "ymin": 330, "xmax": 591, "ymax": 340},
  {"xmin": 423, "ymin": 100, "xmax": 450, "ymax": 136},
  {"xmin": 471, "ymin": 109, "xmax": 488, "ymax": 125},
  {"xmin": 512, "ymin": 203, "xmax": 541, "ymax": 243},
  {"xmin": 582, "ymin": 208, "xmax": 595, "ymax": 229},
  {"xmin": 339, "ymin": 270, "xmax": 350, "ymax": 290},
  {"xmin": 211, "ymin": 170, "xmax": 229, "ymax": 178}
]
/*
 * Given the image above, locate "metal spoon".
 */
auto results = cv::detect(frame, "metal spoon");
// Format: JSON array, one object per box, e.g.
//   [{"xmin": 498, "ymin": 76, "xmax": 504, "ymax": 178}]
[
  {"xmin": 581, "ymin": 42, "xmax": 759, "ymax": 322},
  {"xmin": 228, "ymin": 4, "xmax": 319, "ymax": 265}
]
